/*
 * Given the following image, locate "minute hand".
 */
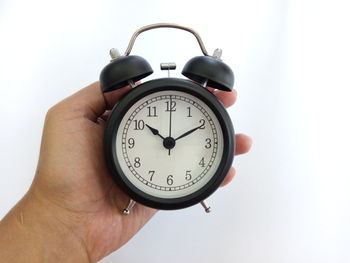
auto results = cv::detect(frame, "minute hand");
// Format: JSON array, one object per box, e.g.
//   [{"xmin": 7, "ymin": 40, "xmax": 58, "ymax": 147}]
[{"xmin": 175, "ymin": 124, "xmax": 203, "ymax": 141}]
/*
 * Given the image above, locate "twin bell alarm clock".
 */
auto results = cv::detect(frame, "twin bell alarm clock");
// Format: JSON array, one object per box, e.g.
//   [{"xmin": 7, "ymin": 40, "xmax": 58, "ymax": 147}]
[{"xmin": 99, "ymin": 23, "xmax": 235, "ymax": 214}]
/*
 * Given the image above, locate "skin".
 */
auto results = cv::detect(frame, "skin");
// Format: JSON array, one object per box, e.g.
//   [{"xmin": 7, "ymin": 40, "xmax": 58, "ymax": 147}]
[{"xmin": 0, "ymin": 82, "xmax": 252, "ymax": 262}]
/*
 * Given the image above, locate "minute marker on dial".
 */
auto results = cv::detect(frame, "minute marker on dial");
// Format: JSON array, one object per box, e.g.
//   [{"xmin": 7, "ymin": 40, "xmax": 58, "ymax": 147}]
[{"xmin": 121, "ymin": 93, "xmax": 221, "ymax": 192}]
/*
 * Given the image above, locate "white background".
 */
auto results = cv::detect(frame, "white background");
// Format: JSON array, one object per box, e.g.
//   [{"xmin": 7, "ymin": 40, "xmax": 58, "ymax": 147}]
[{"xmin": 1, "ymin": 0, "xmax": 349, "ymax": 262}]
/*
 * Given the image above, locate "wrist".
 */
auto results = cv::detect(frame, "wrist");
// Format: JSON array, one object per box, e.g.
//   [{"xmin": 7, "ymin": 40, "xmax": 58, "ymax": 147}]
[{"xmin": 0, "ymin": 191, "xmax": 91, "ymax": 263}]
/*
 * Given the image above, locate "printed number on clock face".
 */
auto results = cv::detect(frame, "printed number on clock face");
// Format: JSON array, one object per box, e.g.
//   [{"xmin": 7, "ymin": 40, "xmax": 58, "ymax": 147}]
[{"xmin": 116, "ymin": 90, "xmax": 224, "ymax": 198}]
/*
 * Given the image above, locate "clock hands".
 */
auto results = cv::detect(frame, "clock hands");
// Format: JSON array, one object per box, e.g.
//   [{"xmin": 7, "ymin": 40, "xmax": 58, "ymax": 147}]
[
  {"xmin": 146, "ymin": 121, "xmax": 204, "ymax": 155},
  {"xmin": 146, "ymin": 124, "xmax": 176, "ymax": 152},
  {"xmin": 146, "ymin": 96, "xmax": 204, "ymax": 154},
  {"xmin": 168, "ymin": 96, "xmax": 173, "ymax": 155},
  {"xmin": 146, "ymin": 124, "xmax": 165, "ymax": 140},
  {"xmin": 174, "ymin": 123, "xmax": 204, "ymax": 141}
]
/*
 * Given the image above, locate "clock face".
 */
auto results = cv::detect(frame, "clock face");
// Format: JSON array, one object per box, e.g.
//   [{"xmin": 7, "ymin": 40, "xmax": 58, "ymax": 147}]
[{"xmin": 115, "ymin": 90, "xmax": 224, "ymax": 199}]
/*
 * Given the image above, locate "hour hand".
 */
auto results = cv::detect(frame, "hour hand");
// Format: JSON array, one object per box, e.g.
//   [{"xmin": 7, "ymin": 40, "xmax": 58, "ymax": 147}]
[{"xmin": 146, "ymin": 124, "xmax": 165, "ymax": 140}]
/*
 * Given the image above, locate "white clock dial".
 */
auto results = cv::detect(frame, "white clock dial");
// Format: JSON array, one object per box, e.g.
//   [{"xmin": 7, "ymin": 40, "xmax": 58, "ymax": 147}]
[{"xmin": 116, "ymin": 90, "xmax": 224, "ymax": 199}]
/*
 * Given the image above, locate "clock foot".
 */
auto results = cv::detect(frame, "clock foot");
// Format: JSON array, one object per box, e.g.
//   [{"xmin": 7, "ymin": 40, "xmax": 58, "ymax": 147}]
[
  {"xmin": 123, "ymin": 199, "xmax": 137, "ymax": 215},
  {"xmin": 200, "ymin": 200, "xmax": 211, "ymax": 213}
]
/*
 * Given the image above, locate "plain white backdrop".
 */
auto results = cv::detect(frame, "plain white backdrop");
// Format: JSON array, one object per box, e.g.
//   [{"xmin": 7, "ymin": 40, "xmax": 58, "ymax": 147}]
[{"xmin": 1, "ymin": 0, "xmax": 349, "ymax": 262}]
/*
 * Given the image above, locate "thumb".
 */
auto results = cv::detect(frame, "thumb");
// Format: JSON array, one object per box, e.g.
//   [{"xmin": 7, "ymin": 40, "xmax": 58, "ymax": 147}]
[{"xmin": 54, "ymin": 82, "xmax": 131, "ymax": 122}]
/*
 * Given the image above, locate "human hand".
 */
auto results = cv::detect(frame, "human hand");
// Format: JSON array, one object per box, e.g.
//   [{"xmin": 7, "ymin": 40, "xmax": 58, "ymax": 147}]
[{"xmin": 0, "ymin": 82, "xmax": 252, "ymax": 262}]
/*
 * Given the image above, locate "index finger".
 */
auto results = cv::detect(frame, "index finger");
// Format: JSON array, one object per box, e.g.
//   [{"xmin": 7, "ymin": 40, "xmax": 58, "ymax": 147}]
[{"xmin": 213, "ymin": 89, "xmax": 237, "ymax": 108}]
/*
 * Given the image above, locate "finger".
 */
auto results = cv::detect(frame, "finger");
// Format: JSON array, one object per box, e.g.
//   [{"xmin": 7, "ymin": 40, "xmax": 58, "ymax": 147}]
[
  {"xmin": 56, "ymin": 82, "xmax": 131, "ymax": 122},
  {"xmin": 213, "ymin": 89, "xmax": 237, "ymax": 108},
  {"xmin": 207, "ymin": 87, "xmax": 215, "ymax": 93},
  {"xmin": 103, "ymin": 85, "xmax": 132, "ymax": 109},
  {"xmin": 96, "ymin": 117, "xmax": 106, "ymax": 126},
  {"xmin": 220, "ymin": 167, "xmax": 235, "ymax": 187},
  {"xmin": 100, "ymin": 110, "xmax": 111, "ymax": 121},
  {"xmin": 103, "ymin": 81, "xmax": 142, "ymax": 109},
  {"xmin": 55, "ymin": 82, "xmax": 105, "ymax": 121},
  {"xmin": 235, "ymin": 133, "xmax": 252, "ymax": 155}
]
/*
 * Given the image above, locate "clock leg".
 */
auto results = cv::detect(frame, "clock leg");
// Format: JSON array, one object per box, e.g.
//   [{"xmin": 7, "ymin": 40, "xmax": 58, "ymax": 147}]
[
  {"xmin": 200, "ymin": 200, "xmax": 211, "ymax": 213},
  {"xmin": 123, "ymin": 199, "xmax": 137, "ymax": 215}
]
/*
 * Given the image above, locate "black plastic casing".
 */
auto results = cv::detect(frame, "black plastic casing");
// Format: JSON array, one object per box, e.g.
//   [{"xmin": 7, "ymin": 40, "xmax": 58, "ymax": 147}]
[{"xmin": 104, "ymin": 78, "xmax": 235, "ymax": 210}]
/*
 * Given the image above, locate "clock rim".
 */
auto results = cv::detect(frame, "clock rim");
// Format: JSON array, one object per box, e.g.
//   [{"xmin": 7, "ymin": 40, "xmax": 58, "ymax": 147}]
[{"xmin": 104, "ymin": 78, "xmax": 235, "ymax": 210}]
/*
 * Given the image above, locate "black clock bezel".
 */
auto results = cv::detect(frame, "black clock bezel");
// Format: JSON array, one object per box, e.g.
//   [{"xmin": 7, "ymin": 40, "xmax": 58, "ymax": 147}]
[{"xmin": 104, "ymin": 78, "xmax": 235, "ymax": 210}]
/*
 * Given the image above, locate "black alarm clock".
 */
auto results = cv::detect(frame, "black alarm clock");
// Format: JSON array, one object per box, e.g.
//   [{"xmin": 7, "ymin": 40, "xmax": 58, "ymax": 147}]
[{"xmin": 100, "ymin": 23, "xmax": 235, "ymax": 214}]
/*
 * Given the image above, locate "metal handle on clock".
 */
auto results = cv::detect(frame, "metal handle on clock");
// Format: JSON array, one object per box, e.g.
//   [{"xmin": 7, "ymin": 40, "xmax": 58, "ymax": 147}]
[{"xmin": 123, "ymin": 23, "xmax": 209, "ymax": 56}]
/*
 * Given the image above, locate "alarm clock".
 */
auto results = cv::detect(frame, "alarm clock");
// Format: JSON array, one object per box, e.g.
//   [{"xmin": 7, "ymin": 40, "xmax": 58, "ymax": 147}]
[{"xmin": 100, "ymin": 23, "xmax": 235, "ymax": 214}]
